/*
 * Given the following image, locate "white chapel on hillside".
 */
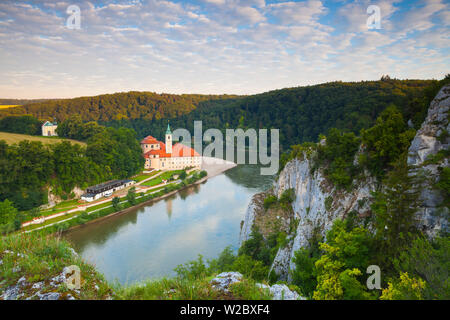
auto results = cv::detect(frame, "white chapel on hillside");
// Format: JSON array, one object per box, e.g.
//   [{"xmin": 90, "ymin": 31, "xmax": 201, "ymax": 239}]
[{"xmin": 41, "ymin": 121, "xmax": 58, "ymax": 137}]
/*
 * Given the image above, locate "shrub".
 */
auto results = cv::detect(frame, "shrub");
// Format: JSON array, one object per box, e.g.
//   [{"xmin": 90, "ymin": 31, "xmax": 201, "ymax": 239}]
[
  {"xmin": 174, "ymin": 255, "xmax": 209, "ymax": 281},
  {"xmin": 279, "ymin": 188, "xmax": 295, "ymax": 204},
  {"xmin": 380, "ymin": 272, "xmax": 426, "ymax": 300},
  {"xmin": 208, "ymin": 246, "xmax": 236, "ymax": 274},
  {"xmin": 126, "ymin": 187, "xmax": 137, "ymax": 205},
  {"xmin": 324, "ymin": 196, "xmax": 333, "ymax": 212},
  {"xmin": 231, "ymin": 254, "xmax": 269, "ymax": 282},
  {"xmin": 263, "ymin": 195, "xmax": 277, "ymax": 210},
  {"xmin": 112, "ymin": 197, "xmax": 121, "ymax": 211}
]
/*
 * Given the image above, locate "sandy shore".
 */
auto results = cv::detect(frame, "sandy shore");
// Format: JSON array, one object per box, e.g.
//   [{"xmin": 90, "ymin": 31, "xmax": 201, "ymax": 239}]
[{"xmin": 201, "ymin": 156, "xmax": 237, "ymax": 179}]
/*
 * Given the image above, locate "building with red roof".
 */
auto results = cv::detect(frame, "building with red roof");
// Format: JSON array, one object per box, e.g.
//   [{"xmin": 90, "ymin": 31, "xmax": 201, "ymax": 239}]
[{"xmin": 141, "ymin": 123, "xmax": 202, "ymax": 170}]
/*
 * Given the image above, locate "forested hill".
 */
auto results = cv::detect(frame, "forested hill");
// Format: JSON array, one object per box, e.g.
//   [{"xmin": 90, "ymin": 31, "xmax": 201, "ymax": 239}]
[
  {"xmin": 106, "ymin": 79, "xmax": 437, "ymax": 149},
  {"xmin": 0, "ymin": 92, "xmax": 239, "ymax": 122},
  {"xmin": 0, "ymin": 99, "xmax": 51, "ymax": 105},
  {"xmin": 0, "ymin": 78, "xmax": 441, "ymax": 149}
]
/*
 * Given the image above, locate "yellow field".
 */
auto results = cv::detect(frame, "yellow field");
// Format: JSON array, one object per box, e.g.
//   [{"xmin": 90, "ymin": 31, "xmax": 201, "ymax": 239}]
[
  {"xmin": 0, "ymin": 132, "xmax": 86, "ymax": 146},
  {"xmin": 0, "ymin": 105, "xmax": 19, "ymax": 109}
]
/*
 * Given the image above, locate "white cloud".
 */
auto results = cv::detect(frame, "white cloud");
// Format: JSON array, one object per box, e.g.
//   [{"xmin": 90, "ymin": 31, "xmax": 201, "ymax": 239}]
[{"xmin": 0, "ymin": 0, "xmax": 448, "ymax": 98}]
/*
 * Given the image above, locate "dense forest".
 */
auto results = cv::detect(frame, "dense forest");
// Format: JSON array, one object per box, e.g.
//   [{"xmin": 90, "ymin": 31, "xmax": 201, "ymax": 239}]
[
  {"xmin": 0, "ymin": 115, "xmax": 42, "ymax": 135},
  {"xmin": 0, "ymin": 99, "xmax": 51, "ymax": 105},
  {"xmin": 0, "ymin": 92, "xmax": 238, "ymax": 122},
  {"xmin": 0, "ymin": 79, "xmax": 436, "ymax": 150}
]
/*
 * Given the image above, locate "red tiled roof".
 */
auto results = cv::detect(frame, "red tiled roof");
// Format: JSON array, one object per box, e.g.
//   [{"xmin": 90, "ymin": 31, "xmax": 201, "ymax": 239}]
[
  {"xmin": 141, "ymin": 135, "xmax": 159, "ymax": 144},
  {"xmin": 172, "ymin": 143, "xmax": 200, "ymax": 157},
  {"xmin": 144, "ymin": 142, "xmax": 171, "ymax": 158},
  {"xmin": 143, "ymin": 142, "xmax": 199, "ymax": 158}
]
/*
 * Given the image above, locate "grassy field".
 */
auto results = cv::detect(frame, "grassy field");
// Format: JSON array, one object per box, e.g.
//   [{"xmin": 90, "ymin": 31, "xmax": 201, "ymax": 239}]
[
  {"xmin": 132, "ymin": 170, "xmax": 161, "ymax": 182},
  {"xmin": 0, "ymin": 105, "xmax": 18, "ymax": 109},
  {"xmin": 0, "ymin": 131, "xmax": 86, "ymax": 146},
  {"xmin": 39, "ymin": 199, "xmax": 81, "ymax": 216},
  {"xmin": 141, "ymin": 170, "xmax": 184, "ymax": 187}
]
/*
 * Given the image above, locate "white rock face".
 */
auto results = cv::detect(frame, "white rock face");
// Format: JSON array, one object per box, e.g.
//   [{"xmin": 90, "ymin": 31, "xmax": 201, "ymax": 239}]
[
  {"xmin": 240, "ymin": 156, "xmax": 375, "ymax": 281},
  {"xmin": 272, "ymin": 158, "xmax": 375, "ymax": 280},
  {"xmin": 407, "ymin": 84, "xmax": 450, "ymax": 237},
  {"xmin": 211, "ymin": 272, "xmax": 244, "ymax": 293},
  {"xmin": 256, "ymin": 283, "xmax": 304, "ymax": 300},
  {"xmin": 239, "ymin": 194, "xmax": 261, "ymax": 246},
  {"xmin": 210, "ymin": 272, "xmax": 304, "ymax": 300}
]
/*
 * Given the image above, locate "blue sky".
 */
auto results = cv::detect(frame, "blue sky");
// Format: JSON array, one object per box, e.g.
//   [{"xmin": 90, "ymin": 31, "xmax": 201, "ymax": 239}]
[{"xmin": 0, "ymin": 0, "xmax": 448, "ymax": 98}]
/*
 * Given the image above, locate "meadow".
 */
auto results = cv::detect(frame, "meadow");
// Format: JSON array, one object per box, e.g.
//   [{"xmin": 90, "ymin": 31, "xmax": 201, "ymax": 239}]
[{"xmin": 0, "ymin": 131, "xmax": 86, "ymax": 146}]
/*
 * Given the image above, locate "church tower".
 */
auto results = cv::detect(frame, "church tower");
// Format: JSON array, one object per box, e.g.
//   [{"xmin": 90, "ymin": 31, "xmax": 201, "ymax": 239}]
[{"xmin": 165, "ymin": 121, "xmax": 172, "ymax": 154}]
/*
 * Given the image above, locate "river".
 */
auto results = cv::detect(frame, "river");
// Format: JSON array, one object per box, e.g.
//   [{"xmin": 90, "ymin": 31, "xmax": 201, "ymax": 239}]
[{"xmin": 65, "ymin": 163, "xmax": 273, "ymax": 285}]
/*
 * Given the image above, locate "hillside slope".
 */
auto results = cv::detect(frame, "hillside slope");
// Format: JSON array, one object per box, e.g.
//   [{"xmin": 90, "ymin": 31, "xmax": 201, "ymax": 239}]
[
  {"xmin": 0, "ymin": 132, "xmax": 85, "ymax": 146},
  {"xmin": 104, "ymin": 79, "xmax": 435, "ymax": 149},
  {"xmin": 0, "ymin": 79, "xmax": 435, "ymax": 149}
]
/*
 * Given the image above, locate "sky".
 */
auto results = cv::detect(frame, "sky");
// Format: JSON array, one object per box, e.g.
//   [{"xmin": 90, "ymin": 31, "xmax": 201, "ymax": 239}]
[{"xmin": 0, "ymin": 0, "xmax": 449, "ymax": 98}]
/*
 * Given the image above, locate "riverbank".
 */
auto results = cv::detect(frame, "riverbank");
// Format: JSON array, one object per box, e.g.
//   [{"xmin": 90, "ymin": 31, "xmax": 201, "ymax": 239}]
[
  {"xmin": 63, "ymin": 158, "xmax": 236, "ymax": 233},
  {"xmin": 24, "ymin": 157, "xmax": 236, "ymax": 235},
  {"xmin": 201, "ymin": 156, "xmax": 237, "ymax": 179}
]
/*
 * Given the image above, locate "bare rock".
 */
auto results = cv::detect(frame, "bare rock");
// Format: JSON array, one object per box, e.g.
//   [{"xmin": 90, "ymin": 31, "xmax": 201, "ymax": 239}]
[{"xmin": 210, "ymin": 272, "xmax": 243, "ymax": 293}]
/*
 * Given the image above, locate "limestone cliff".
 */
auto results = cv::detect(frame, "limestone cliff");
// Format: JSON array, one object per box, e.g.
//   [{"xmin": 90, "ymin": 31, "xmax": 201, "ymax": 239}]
[
  {"xmin": 272, "ymin": 158, "xmax": 374, "ymax": 280},
  {"xmin": 407, "ymin": 84, "xmax": 449, "ymax": 236},
  {"xmin": 239, "ymin": 84, "xmax": 450, "ymax": 281}
]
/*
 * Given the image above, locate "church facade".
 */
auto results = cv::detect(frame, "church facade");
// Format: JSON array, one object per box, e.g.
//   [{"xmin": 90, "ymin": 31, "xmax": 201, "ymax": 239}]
[
  {"xmin": 41, "ymin": 121, "xmax": 58, "ymax": 136},
  {"xmin": 141, "ymin": 124, "xmax": 202, "ymax": 171}
]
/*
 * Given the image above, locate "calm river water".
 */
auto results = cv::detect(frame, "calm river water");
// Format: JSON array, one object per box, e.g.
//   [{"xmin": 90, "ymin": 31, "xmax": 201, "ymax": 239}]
[{"xmin": 65, "ymin": 164, "xmax": 273, "ymax": 285}]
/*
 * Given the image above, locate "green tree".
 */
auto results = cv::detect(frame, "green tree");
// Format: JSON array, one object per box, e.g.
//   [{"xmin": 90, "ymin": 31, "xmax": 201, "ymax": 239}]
[
  {"xmin": 316, "ymin": 128, "xmax": 361, "ymax": 189},
  {"xmin": 380, "ymin": 272, "xmax": 426, "ymax": 300},
  {"xmin": 231, "ymin": 254, "xmax": 269, "ymax": 281},
  {"xmin": 393, "ymin": 236, "xmax": 449, "ymax": 300},
  {"xmin": 174, "ymin": 254, "xmax": 208, "ymax": 280},
  {"xmin": 126, "ymin": 187, "xmax": 137, "ymax": 205},
  {"xmin": 0, "ymin": 199, "xmax": 18, "ymax": 226},
  {"xmin": 179, "ymin": 171, "xmax": 187, "ymax": 180},
  {"xmin": 371, "ymin": 157, "xmax": 424, "ymax": 270},
  {"xmin": 313, "ymin": 219, "xmax": 374, "ymax": 300},
  {"xmin": 291, "ymin": 247, "xmax": 319, "ymax": 298},
  {"xmin": 360, "ymin": 105, "xmax": 416, "ymax": 178},
  {"xmin": 112, "ymin": 197, "xmax": 121, "ymax": 211},
  {"xmin": 208, "ymin": 246, "xmax": 237, "ymax": 274}
]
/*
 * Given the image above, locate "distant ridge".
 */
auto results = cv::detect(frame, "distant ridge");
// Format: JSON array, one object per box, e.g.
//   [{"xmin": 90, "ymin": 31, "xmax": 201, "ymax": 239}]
[
  {"xmin": 0, "ymin": 78, "xmax": 442, "ymax": 149},
  {"xmin": 0, "ymin": 98, "xmax": 53, "ymax": 105}
]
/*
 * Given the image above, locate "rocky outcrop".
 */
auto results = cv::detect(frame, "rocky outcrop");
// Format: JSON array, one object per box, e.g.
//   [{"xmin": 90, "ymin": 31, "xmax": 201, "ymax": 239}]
[
  {"xmin": 43, "ymin": 186, "xmax": 84, "ymax": 209},
  {"xmin": 239, "ymin": 193, "xmax": 264, "ymax": 246},
  {"xmin": 271, "ymin": 158, "xmax": 375, "ymax": 280},
  {"xmin": 240, "ymin": 84, "xmax": 450, "ymax": 282},
  {"xmin": 240, "ymin": 156, "xmax": 375, "ymax": 281},
  {"xmin": 407, "ymin": 84, "xmax": 450, "ymax": 237},
  {"xmin": 210, "ymin": 272, "xmax": 304, "ymax": 300},
  {"xmin": 0, "ymin": 264, "xmax": 77, "ymax": 300},
  {"xmin": 210, "ymin": 272, "xmax": 244, "ymax": 293}
]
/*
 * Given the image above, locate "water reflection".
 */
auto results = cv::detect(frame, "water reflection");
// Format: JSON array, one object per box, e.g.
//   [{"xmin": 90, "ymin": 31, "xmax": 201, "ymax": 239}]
[{"xmin": 65, "ymin": 164, "xmax": 273, "ymax": 285}]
